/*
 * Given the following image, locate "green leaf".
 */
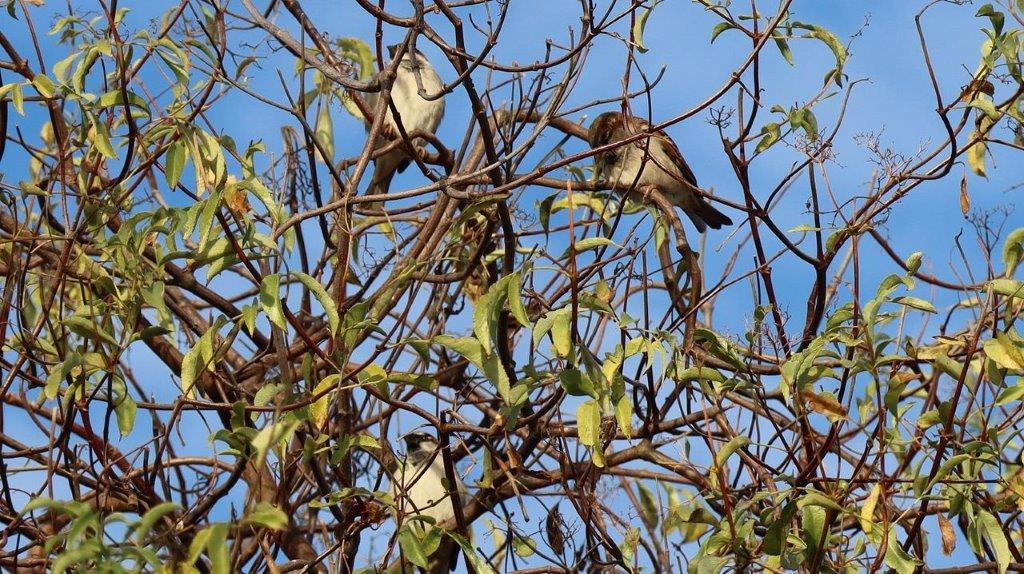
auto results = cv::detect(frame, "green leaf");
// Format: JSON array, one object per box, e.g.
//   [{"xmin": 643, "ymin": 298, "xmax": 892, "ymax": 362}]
[
  {"xmin": 764, "ymin": 502, "xmax": 798, "ymax": 556},
  {"xmin": 615, "ymin": 394, "xmax": 633, "ymax": 439},
  {"xmin": 802, "ymin": 505, "xmax": 826, "ymax": 560},
  {"xmin": 927, "ymin": 454, "xmax": 970, "ymax": 493},
  {"xmin": 31, "ymin": 74, "xmax": 56, "ymax": 98},
  {"xmin": 989, "ymin": 278, "xmax": 1024, "ymax": 298},
  {"xmin": 997, "ymin": 383, "xmax": 1024, "ymax": 405},
  {"xmin": 243, "ymin": 502, "xmax": 289, "ymax": 531},
  {"xmin": 513, "ymin": 535, "xmax": 537, "ymax": 557},
  {"xmin": 774, "ymin": 34, "xmax": 794, "ymax": 65},
  {"xmin": 448, "ymin": 532, "xmax": 497, "ymax": 574},
  {"xmin": 11, "ymin": 83, "xmax": 24, "ymax": 116},
  {"xmin": 292, "ymin": 272, "xmax": 339, "ymax": 335},
  {"xmin": 563, "ymin": 237, "xmax": 618, "ymax": 257},
  {"xmin": 976, "ymin": 4, "xmax": 1005, "ymax": 35},
  {"xmin": 164, "ymin": 139, "xmax": 188, "ymax": 189},
  {"xmin": 710, "ymin": 22, "xmax": 734, "ymax": 43},
  {"xmin": 533, "ymin": 307, "xmax": 572, "ymax": 358},
  {"xmin": 315, "ymin": 103, "xmax": 334, "ymax": 164},
  {"xmin": 1002, "ymin": 228, "xmax": 1024, "ymax": 276},
  {"xmin": 883, "ymin": 532, "xmax": 920, "ymax": 574},
  {"xmin": 63, "ymin": 316, "xmax": 119, "ymax": 347},
  {"xmin": 892, "ymin": 296, "xmax": 937, "ymax": 314},
  {"xmin": 792, "ymin": 22, "xmax": 847, "ymax": 86},
  {"xmin": 399, "ymin": 526, "xmax": 429, "ymax": 568},
  {"xmin": 187, "ymin": 525, "xmax": 214, "ymax": 565},
  {"xmin": 44, "ymin": 354, "xmax": 82, "ymax": 400},
  {"xmin": 636, "ymin": 483, "xmax": 659, "ymax": 528},
  {"xmin": 632, "ymin": 0, "xmax": 661, "ymax": 53},
  {"xmin": 260, "ymin": 273, "xmax": 287, "ymax": 331},
  {"xmin": 977, "ymin": 509, "xmax": 1011, "ymax": 574},
  {"xmin": 577, "ymin": 399, "xmax": 601, "ymax": 448},
  {"xmin": 90, "ymin": 119, "xmax": 116, "ymax": 159},
  {"xmin": 506, "ymin": 271, "xmax": 532, "ymax": 327},
  {"xmin": 756, "ymin": 122, "xmax": 781, "ymax": 153},
  {"xmin": 207, "ymin": 522, "xmax": 230, "ymax": 574},
  {"xmin": 134, "ymin": 502, "xmax": 181, "ymax": 544},
  {"xmin": 789, "ymin": 107, "xmax": 819, "ymax": 141},
  {"xmin": 115, "ymin": 391, "xmax": 137, "ymax": 437},
  {"xmin": 985, "ymin": 333, "xmax": 1024, "ymax": 370},
  {"xmin": 905, "ymin": 251, "xmax": 923, "ymax": 275},
  {"xmin": 798, "ymin": 490, "xmax": 845, "ymax": 513},
  {"xmin": 474, "ymin": 274, "xmax": 512, "ymax": 355},
  {"xmin": 181, "ymin": 324, "xmax": 217, "ymax": 398},
  {"xmin": 559, "ymin": 367, "xmax": 596, "ymax": 398},
  {"xmin": 251, "ymin": 418, "xmax": 299, "ymax": 464},
  {"xmin": 434, "ymin": 335, "xmax": 486, "ymax": 371},
  {"xmin": 714, "ymin": 436, "xmax": 749, "ymax": 468},
  {"xmin": 339, "ymin": 37, "xmax": 375, "ymax": 80}
]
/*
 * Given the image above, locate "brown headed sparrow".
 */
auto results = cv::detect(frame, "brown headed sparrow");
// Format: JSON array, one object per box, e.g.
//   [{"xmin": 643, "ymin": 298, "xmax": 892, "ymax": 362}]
[
  {"xmin": 363, "ymin": 45, "xmax": 445, "ymax": 211},
  {"xmin": 587, "ymin": 111, "xmax": 732, "ymax": 232}
]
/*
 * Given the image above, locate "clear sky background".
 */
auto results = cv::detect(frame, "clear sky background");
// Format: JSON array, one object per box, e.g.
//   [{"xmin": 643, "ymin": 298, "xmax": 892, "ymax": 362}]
[{"xmin": 1, "ymin": 0, "xmax": 1020, "ymax": 570}]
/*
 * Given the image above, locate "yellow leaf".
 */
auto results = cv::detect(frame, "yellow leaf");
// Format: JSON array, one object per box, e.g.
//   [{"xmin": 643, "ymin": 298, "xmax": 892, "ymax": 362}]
[
  {"xmin": 224, "ymin": 176, "xmax": 251, "ymax": 216},
  {"xmin": 804, "ymin": 390, "xmax": 848, "ymax": 421},
  {"xmin": 860, "ymin": 483, "xmax": 880, "ymax": 534},
  {"xmin": 310, "ymin": 375, "xmax": 338, "ymax": 430},
  {"xmin": 967, "ymin": 131, "xmax": 987, "ymax": 177}
]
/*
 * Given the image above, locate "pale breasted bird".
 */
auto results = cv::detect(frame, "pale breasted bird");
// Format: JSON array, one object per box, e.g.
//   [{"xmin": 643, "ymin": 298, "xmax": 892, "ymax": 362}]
[
  {"xmin": 587, "ymin": 111, "xmax": 732, "ymax": 232},
  {"xmin": 391, "ymin": 431, "xmax": 466, "ymax": 525},
  {"xmin": 363, "ymin": 45, "xmax": 445, "ymax": 210},
  {"xmin": 391, "ymin": 432, "xmax": 468, "ymax": 572}
]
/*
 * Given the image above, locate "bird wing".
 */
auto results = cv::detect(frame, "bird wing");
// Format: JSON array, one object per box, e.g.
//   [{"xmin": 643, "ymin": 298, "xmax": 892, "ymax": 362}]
[{"xmin": 652, "ymin": 129, "xmax": 699, "ymax": 188}]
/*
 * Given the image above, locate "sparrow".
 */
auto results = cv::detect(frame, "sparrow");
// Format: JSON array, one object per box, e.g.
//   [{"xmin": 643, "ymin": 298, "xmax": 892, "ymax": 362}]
[
  {"xmin": 391, "ymin": 431, "xmax": 468, "ymax": 572},
  {"xmin": 363, "ymin": 45, "xmax": 445, "ymax": 211},
  {"xmin": 587, "ymin": 111, "xmax": 732, "ymax": 232},
  {"xmin": 392, "ymin": 431, "xmax": 466, "ymax": 525}
]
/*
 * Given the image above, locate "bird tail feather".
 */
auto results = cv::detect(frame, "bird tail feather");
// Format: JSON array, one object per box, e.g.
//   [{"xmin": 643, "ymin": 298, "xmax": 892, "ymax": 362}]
[
  {"xmin": 684, "ymin": 198, "xmax": 732, "ymax": 232},
  {"xmin": 365, "ymin": 151, "xmax": 405, "ymax": 214}
]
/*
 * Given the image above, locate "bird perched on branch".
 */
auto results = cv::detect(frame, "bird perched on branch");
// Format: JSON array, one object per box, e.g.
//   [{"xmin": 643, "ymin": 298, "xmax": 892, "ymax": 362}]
[
  {"xmin": 587, "ymin": 111, "xmax": 732, "ymax": 232},
  {"xmin": 392, "ymin": 432, "xmax": 466, "ymax": 524},
  {"xmin": 363, "ymin": 44, "xmax": 445, "ymax": 211},
  {"xmin": 391, "ymin": 431, "xmax": 467, "ymax": 572}
]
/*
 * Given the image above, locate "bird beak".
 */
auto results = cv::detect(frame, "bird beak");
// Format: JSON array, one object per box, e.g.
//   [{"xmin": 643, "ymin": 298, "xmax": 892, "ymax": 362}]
[{"xmin": 386, "ymin": 44, "xmax": 400, "ymax": 59}]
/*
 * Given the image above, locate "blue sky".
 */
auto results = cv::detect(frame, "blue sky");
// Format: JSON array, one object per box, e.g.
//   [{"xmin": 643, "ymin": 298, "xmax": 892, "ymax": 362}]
[{"xmin": 1, "ymin": 0, "xmax": 1020, "ymax": 571}]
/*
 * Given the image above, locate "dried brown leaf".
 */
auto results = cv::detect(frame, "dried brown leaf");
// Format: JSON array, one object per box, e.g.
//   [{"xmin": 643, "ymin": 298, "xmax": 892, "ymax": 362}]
[
  {"xmin": 938, "ymin": 514, "xmax": 956, "ymax": 556},
  {"xmin": 959, "ymin": 173, "xmax": 970, "ymax": 216}
]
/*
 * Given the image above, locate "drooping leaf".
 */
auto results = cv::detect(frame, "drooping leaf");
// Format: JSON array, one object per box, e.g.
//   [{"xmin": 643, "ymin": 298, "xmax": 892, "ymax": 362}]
[
  {"xmin": 314, "ymin": 103, "xmax": 334, "ymax": 164},
  {"xmin": 1002, "ymin": 228, "xmax": 1024, "ymax": 276},
  {"xmin": 764, "ymin": 502, "xmax": 798, "ymax": 556},
  {"xmin": 636, "ymin": 483, "xmax": 659, "ymax": 529},
  {"xmin": 260, "ymin": 274, "xmax": 288, "ymax": 331},
  {"xmin": 977, "ymin": 509, "xmax": 1011, "ymax": 574},
  {"xmin": 164, "ymin": 138, "xmax": 188, "ymax": 189},
  {"xmin": 967, "ymin": 132, "xmax": 988, "ymax": 177},
  {"xmin": 559, "ymin": 368, "xmax": 596, "ymax": 398},
  {"xmin": 207, "ymin": 523, "xmax": 230, "ymax": 574},
  {"xmin": 714, "ymin": 436, "xmax": 749, "ymax": 469},
  {"xmin": 632, "ymin": 0, "xmax": 661, "ymax": 53},
  {"xmin": 792, "ymin": 22, "xmax": 847, "ymax": 86},
  {"xmin": 292, "ymin": 272, "xmax": 339, "ymax": 335},
  {"xmin": 243, "ymin": 502, "xmax": 289, "ymax": 531}
]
